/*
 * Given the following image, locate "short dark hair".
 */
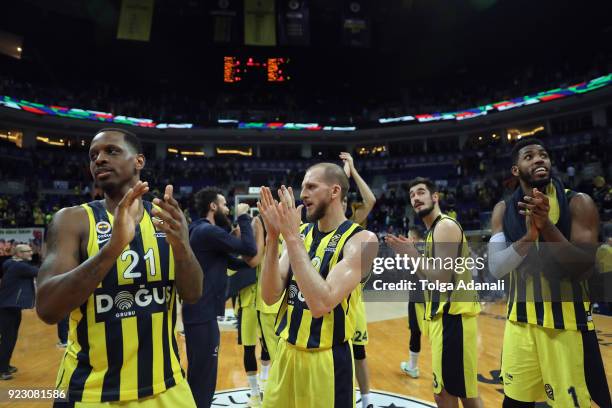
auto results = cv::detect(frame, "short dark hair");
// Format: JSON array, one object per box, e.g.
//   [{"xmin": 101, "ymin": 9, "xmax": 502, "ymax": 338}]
[
  {"xmin": 194, "ymin": 187, "xmax": 222, "ymax": 216},
  {"xmin": 307, "ymin": 163, "xmax": 350, "ymax": 200},
  {"xmin": 511, "ymin": 137, "xmax": 546, "ymax": 165},
  {"xmin": 408, "ymin": 177, "xmax": 437, "ymax": 194},
  {"xmin": 95, "ymin": 127, "xmax": 143, "ymax": 154}
]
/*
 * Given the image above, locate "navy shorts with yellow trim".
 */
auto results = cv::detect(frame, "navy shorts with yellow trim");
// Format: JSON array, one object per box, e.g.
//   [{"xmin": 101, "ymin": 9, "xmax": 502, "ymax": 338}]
[
  {"xmin": 501, "ymin": 320, "xmax": 611, "ymax": 407},
  {"xmin": 352, "ymin": 299, "xmax": 368, "ymax": 346},
  {"xmin": 262, "ymin": 338, "xmax": 355, "ymax": 408},
  {"xmin": 237, "ymin": 304, "xmax": 258, "ymax": 347},
  {"xmin": 408, "ymin": 302, "xmax": 428, "ymax": 337},
  {"xmin": 429, "ymin": 313, "xmax": 479, "ymax": 399}
]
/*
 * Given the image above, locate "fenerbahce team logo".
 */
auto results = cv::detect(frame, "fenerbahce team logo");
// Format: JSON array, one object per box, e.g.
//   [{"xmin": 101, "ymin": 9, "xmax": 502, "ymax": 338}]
[
  {"xmin": 95, "ymin": 219, "xmax": 166, "ymax": 245},
  {"xmin": 212, "ymin": 388, "xmax": 435, "ymax": 407},
  {"xmin": 96, "ymin": 221, "xmax": 112, "ymax": 245}
]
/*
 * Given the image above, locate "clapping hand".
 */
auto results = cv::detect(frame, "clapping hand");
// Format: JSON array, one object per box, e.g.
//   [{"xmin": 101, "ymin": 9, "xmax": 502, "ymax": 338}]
[
  {"xmin": 109, "ymin": 181, "xmax": 149, "ymax": 251},
  {"xmin": 258, "ymin": 187, "xmax": 282, "ymax": 240},
  {"xmin": 385, "ymin": 234, "xmax": 420, "ymax": 259},
  {"xmin": 151, "ymin": 185, "xmax": 190, "ymax": 253}
]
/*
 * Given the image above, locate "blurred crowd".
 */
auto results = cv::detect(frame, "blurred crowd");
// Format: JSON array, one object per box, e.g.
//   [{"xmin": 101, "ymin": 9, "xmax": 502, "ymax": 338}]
[{"xmin": 0, "ymin": 131, "xmax": 610, "ymax": 240}]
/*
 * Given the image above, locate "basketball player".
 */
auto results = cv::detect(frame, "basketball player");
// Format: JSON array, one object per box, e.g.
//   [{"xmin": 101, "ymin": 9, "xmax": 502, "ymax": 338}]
[
  {"xmin": 258, "ymin": 163, "xmax": 379, "ymax": 408},
  {"xmin": 488, "ymin": 138, "xmax": 611, "ymax": 407},
  {"xmin": 386, "ymin": 177, "xmax": 483, "ymax": 408},
  {"xmin": 36, "ymin": 128, "xmax": 203, "ymax": 407},
  {"xmin": 340, "ymin": 152, "xmax": 376, "ymax": 408},
  {"xmin": 244, "ymin": 214, "xmax": 284, "ymax": 393},
  {"xmin": 340, "ymin": 152, "xmax": 376, "ymax": 228},
  {"xmin": 400, "ymin": 226, "xmax": 427, "ymax": 378}
]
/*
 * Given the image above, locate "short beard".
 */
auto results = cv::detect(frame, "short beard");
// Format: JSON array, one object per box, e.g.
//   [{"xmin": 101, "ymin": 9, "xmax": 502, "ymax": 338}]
[
  {"xmin": 306, "ymin": 202, "xmax": 328, "ymax": 223},
  {"xmin": 98, "ymin": 180, "xmax": 120, "ymax": 196},
  {"xmin": 518, "ymin": 171, "xmax": 551, "ymax": 190},
  {"xmin": 416, "ymin": 204, "xmax": 434, "ymax": 219},
  {"xmin": 97, "ymin": 171, "xmax": 137, "ymax": 196},
  {"xmin": 214, "ymin": 210, "xmax": 232, "ymax": 231}
]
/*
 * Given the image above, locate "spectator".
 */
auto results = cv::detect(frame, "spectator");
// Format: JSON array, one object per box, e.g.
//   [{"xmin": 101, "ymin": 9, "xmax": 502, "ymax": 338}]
[{"xmin": 0, "ymin": 244, "xmax": 37, "ymax": 380}]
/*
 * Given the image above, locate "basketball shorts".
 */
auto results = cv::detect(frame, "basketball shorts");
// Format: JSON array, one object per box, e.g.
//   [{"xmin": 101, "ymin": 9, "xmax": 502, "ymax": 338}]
[
  {"xmin": 237, "ymin": 304, "xmax": 258, "ymax": 347},
  {"xmin": 53, "ymin": 379, "xmax": 196, "ymax": 408},
  {"xmin": 257, "ymin": 311, "xmax": 279, "ymax": 361},
  {"xmin": 501, "ymin": 320, "xmax": 611, "ymax": 407},
  {"xmin": 429, "ymin": 313, "xmax": 479, "ymax": 399},
  {"xmin": 352, "ymin": 299, "xmax": 368, "ymax": 346},
  {"xmin": 408, "ymin": 302, "xmax": 428, "ymax": 337},
  {"xmin": 262, "ymin": 338, "xmax": 355, "ymax": 408}
]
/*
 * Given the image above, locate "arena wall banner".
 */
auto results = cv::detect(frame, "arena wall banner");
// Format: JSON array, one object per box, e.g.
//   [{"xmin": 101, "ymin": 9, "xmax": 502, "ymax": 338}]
[
  {"xmin": 341, "ymin": 0, "xmax": 371, "ymax": 48},
  {"xmin": 278, "ymin": 0, "xmax": 311, "ymax": 46},
  {"xmin": 209, "ymin": 0, "xmax": 241, "ymax": 44},
  {"xmin": 0, "ymin": 228, "xmax": 44, "ymax": 256},
  {"xmin": 116, "ymin": 0, "xmax": 155, "ymax": 42},
  {"xmin": 244, "ymin": 0, "xmax": 276, "ymax": 46}
]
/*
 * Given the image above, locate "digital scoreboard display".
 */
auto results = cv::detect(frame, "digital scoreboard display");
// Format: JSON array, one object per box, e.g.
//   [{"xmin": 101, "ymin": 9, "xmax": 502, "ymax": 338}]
[{"xmin": 224, "ymin": 56, "xmax": 290, "ymax": 83}]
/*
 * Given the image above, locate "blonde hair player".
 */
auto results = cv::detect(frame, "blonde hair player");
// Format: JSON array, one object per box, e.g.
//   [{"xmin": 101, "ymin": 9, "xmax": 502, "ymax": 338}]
[{"xmin": 258, "ymin": 162, "xmax": 378, "ymax": 408}]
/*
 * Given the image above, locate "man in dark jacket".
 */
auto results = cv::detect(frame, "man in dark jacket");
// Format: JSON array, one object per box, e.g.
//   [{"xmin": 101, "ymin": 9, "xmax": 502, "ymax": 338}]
[
  {"xmin": 0, "ymin": 244, "xmax": 37, "ymax": 380},
  {"xmin": 184, "ymin": 187, "xmax": 256, "ymax": 407}
]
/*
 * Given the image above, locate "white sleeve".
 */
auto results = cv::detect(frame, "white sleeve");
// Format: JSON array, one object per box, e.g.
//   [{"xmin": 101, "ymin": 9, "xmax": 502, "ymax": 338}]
[{"xmin": 488, "ymin": 232, "xmax": 526, "ymax": 279}]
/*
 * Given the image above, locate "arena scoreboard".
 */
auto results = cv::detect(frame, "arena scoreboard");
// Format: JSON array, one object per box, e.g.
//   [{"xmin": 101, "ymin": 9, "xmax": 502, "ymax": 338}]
[{"xmin": 224, "ymin": 56, "xmax": 291, "ymax": 83}]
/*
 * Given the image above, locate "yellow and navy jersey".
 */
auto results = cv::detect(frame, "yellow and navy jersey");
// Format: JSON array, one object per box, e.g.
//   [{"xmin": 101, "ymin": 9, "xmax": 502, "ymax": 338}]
[
  {"xmin": 505, "ymin": 186, "xmax": 594, "ymax": 331},
  {"xmin": 351, "ymin": 260, "xmax": 372, "ymax": 312},
  {"xmin": 56, "ymin": 200, "xmax": 184, "ymax": 403},
  {"xmin": 424, "ymin": 214, "xmax": 480, "ymax": 320},
  {"xmin": 506, "ymin": 272, "xmax": 593, "ymax": 331},
  {"xmin": 275, "ymin": 220, "xmax": 363, "ymax": 350}
]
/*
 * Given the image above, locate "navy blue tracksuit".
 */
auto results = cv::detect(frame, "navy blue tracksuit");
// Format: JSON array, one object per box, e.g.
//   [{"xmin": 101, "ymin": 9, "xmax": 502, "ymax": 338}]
[
  {"xmin": 0, "ymin": 259, "xmax": 37, "ymax": 372},
  {"xmin": 184, "ymin": 214, "xmax": 256, "ymax": 407}
]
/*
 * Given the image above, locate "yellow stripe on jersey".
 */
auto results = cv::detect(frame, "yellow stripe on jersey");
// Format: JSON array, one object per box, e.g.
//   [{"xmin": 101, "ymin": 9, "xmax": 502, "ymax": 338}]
[
  {"xmin": 506, "ymin": 185, "xmax": 594, "ymax": 331},
  {"xmin": 81, "ymin": 205, "xmax": 108, "ymax": 401},
  {"xmin": 139, "ymin": 211, "xmax": 165, "ymax": 395},
  {"xmin": 424, "ymin": 214, "xmax": 480, "ymax": 319},
  {"xmin": 275, "ymin": 221, "xmax": 362, "ymax": 350},
  {"xmin": 56, "ymin": 201, "xmax": 184, "ymax": 403}
]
